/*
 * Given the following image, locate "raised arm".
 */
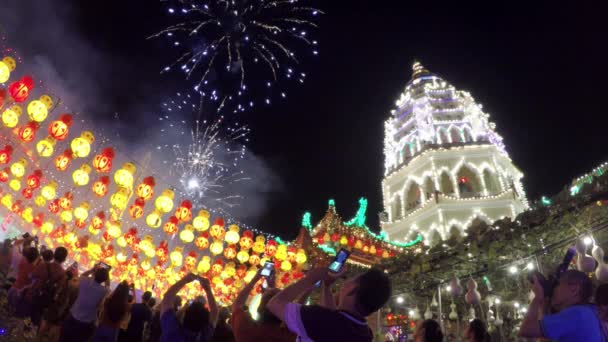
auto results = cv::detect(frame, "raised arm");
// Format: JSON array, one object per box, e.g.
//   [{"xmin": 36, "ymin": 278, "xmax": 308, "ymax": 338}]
[
  {"xmin": 80, "ymin": 265, "xmax": 97, "ymax": 278},
  {"xmin": 319, "ymin": 280, "xmax": 336, "ymax": 309},
  {"xmin": 267, "ymin": 267, "xmax": 330, "ymax": 321},
  {"xmin": 232, "ymin": 269, "xmax": 263, "ymax": 311},
  {"xmin": 199, "ymin": 276, "xmax": 219, "ymax": 326},
  {"xmin": 160, "ymin": 273, "xmax": 197, "ymax": 315},
  {"xmin": 519, "ymin": 275, "xmax": 545, "ymax": 338}
]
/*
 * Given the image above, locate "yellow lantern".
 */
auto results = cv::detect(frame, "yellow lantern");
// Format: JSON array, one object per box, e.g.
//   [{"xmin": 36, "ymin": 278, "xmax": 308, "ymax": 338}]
[
  {"xmin": 275, "ymin": 245, "xmax": 287, "ymax": 261},
  {"xmin": 116, "ymin": 251, "xmax": 127, "ymax": 264},
  {"xmin": 21, "ymin": 207, "xmax": 33, "ymax": 223},
  {"xmin": 1, "ymin": 194, "xmax": 12, "ymax": 208},
  {"xmin": 2, "ymin": 57, "xmax": 16, "ymax": 72},
  {"xmin": 340, "ymin": 235, "xmax": 348, "ymax": 245},
  {"xmin": 110, "ymin": 187, "xmax": 130, "ymax": 210},
  {"xmin": 192, "ymin": 210, "xmax": 210, "ymax": 231},
  {"xmin": 107, "ymin": 220, "xmax": 122, "ymax": 238},
  {"xmin": 296, "ymin": 249, "xmax": 307, "ymax": 264},
  {"xmin": 35, "ymin": 196, "xmax": 46, "ymax": 207},
  {"xmin": 2, "ymin": 105, "xmax": 22, "ymax": 128},
  {"xmin": 10, "ymin": 158, "xmax": 27, "ymax": 178},
  {"xmin": 27, "ymin": 97, "xmax": 50, "ymax": 122},
  {"xmin": 41, "ymin": 221, "xmax": 53, "ymax": 234},
  {"xmin": 36, "ymin": 137, "xmax": 56, "ymax": 157},
  {"xmin": 170, "ymin": 247, "xmax": 183, "ymax": 267},
  {"xmin": 179, "ymin": 224, "xmax": 195, "ymax": 243},
  {"xmin": 252, "ymin": 236, "xmax": 265, "ymax": 254},
  {"xmin": 155, "ymin": 189, "xmax": 174, "ymax": 213},
  {"xmin": 236, "ymin": 250, "xmax": 250, "ymax": 264},
  {"xmin": 0, "ymin": 58, "xmax": 11, "ymax": 83},
  {"xmin": 197, "ymin": 256, "xmax": 211, "ymax": 274},
  {"xmin": 225, "ymin": 224, "xmax": 240, "ymax": 244},
  {"xmin": 116, "ymin": 235, "xmax": 127, "ymax": 248},
  {"xmin": 210, "ymin": 240, "xmax": 224, "ymax": 256},
  {"xmin": 141, "ymin": 259, "xmax": 152, "ymax": 271},
  {"xmin": 60, "ymin": 210, "xmax": 73, "ymax": 223},
  {"xmin": 114, "ymin": 163, "xmax": 136, "ymax": 189},
  {"xmin": 8, "ymin": 179, "xmax": 20, "ymax": 191},
  {"xmin": 355, "ymin": 240, "xmax": 363, "ymax": 250},
  {"xmin": 146, "ymin": 210, "xmax": 162, "ymax": 228},
  {"xmin": 73, "ymin": 202, "xmax": 89, "ymax": 221},
  {"xmin": 39, "ymin": 95, "xmax": 53, "ymax": 109},
  {"xmin": 72, "ymin": 164, "xmax": 92, "ymax": 186},
  {"xmin": 41, "ymin": 181, "xmax": 58, "ymax": 200},
  {"xmin": 281, "ymin": 260, "xmax": 292, "ymax": 272},
  {"xmin": 139, "ymin": 235, "xmax": 156, "ymax": 258},
  {"xmin": 70, "ymin": 131, "xmax": 94, "ymax": 158}
]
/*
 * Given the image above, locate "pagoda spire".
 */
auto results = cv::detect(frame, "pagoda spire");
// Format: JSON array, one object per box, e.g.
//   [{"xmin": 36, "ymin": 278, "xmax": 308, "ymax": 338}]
[{"xmin": 411, "ymin": 60, "xmax": 430, "ymax": 78}]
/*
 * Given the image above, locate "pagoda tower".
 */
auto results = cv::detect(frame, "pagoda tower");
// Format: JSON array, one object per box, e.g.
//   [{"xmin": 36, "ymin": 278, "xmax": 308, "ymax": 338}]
[{"xmin": 381, "ymin": 62, "xmax": 528, "ymax": 245}]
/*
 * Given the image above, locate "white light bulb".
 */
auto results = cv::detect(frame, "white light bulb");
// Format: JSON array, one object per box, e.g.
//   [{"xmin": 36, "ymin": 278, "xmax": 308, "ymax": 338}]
[
  {"xmin": 495, "ymin": 298, "xmax": 501, "ymax": 304},
  {"xmin": 526, "ymin": 262, "xmax": 534, "ymax": 270},
  {"xmin": 396, "ymin": 296, "xmax": 404, "ymax": 304},
  {"xmin": 583, "ymin": 236, "xmax": 593, "ymax": 246},
  {"xmin": 514, "ymin": 302, "xmax": 520, "ymax": 308},
  {"xmin": 408, "ymin": 310, "xmax": 415, "ymax": 316},
  {"xmin": 509, "ymin": 266, "xmax": 518, "ymax": 274},
  {"xmin": 446, "ymin": 285, "xmax": 452, "ymax": 292}
]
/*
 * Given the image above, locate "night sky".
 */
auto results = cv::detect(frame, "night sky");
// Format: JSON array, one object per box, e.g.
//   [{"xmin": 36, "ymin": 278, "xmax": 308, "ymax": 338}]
[{"xmin": 3, "ymin": 1, "xmax": 608, "ymax": 239}]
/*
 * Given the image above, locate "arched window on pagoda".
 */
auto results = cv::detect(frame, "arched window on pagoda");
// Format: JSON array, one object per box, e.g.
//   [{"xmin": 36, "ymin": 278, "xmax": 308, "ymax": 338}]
[
  {"xmin": 463, "ymin": 126, "xmax": 474, "ymax": 142},
  {"xmin": 437, "ymin": 128, "xmax": 449, "ymax": 144},
  {"xmin": 448, "ymin": 225, "xmax": 463, "ymax": 242},
  {"xmin": 402, "ymin": 144, "xmax": 411, "ymax": 160},
  {"xmin": 457, "ymin": 166, "xmax": 481, "ymax": 198},
  {"xmin": 450, "ymin": 126, "xmax": 462, "ymax": 143},
  {"xmin": 392, "ymin": 195, "xmax": 402, "ymax": 221},
  {"xmin": 439, "ymin": 172, "xmax": 455, "ymax": 195},
  {"xmin": 483, "ymin": 169, "xmax": 501, "ymax": 195},
  {"xmin": 429, "ymin": 230, "xmax": 443, "ymax": 246},
  {"xmin": 405, "ymin": 183, "xmax": 422, "ymax": 212},
  {"xmin": 423, "ymin": 177, "xmax": 435, "ymax": 201}
]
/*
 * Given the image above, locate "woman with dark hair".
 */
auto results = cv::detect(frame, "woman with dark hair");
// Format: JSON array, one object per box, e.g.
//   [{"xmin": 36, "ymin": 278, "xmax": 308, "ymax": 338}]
[
  {"xmin": 8, "ymin": 246, "xmax": 39, "ymax": 316},
  {"xmin": 93, "ymin": 281, "xmax": 132, "ymax": 342},
  {"xmin": 465, "ymin": 319, "xmax": 490, "ymax": 342},
  {"xmin": 413, "ymin": 319, "xmax": 444, "ymax": 342}
]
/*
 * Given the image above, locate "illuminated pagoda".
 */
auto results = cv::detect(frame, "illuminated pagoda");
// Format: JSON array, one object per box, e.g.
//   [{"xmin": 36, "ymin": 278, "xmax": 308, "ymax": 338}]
[
  {"xmin": 299, "ymin": 198, "xmax": 423, "ymax": 268},
  {"xmin": 381, "ymin": 62, "xmax": 528, "ymax": 245}
]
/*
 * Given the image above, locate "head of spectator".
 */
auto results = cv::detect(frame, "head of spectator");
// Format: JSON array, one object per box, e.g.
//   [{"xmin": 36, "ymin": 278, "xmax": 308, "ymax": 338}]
[
  {"xmin": 105, "ymin": 281, "xmax": 131, "ymax": 324},
  {"xmin": 183, "ymin": 301, "xmax": 210, "ymax": 334},
  {"xmin": 550, "ymin": 269, "xmax": 593, "ymax": 311},
  {"xmin": 53, "ymin": 246, "xmax": 68, "ymax": 264},
  {"xmin": 147, "ymin": 297, "xmax": 156, "ymax": 309},
  {"xmin": 23, "ymin": 246, "xmax": 39, "ymax": 264},
  {"xmin": 218, "ymin": 306, "xmax": 230, "ymax": 324},
  {"xmin": 41, "ymin": 249, "xmax": 53, "ymax": 262},
  {"xmin": 596, "ymin": 283, "xmax": 608, "ymax": 321},
  {"xmin": 414, "ymin": 319, "xmax": 444, "ymax": 342},
  {"xmin": 338, "ymin": 268, "xmax": 391, "ymax": 317},
  {"xmin": 142, "ymin": 290, "xmax": 152, "ymax": 304},
  {"xmin": 94, "ymin": 267, "xmax": 109, "ymax": 284},
  {"xmin": 465, "ymin": 319, "xmax": 489, "ymax": 342}
]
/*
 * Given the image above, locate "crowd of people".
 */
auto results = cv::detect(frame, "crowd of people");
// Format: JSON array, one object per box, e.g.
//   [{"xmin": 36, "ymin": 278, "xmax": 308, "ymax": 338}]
[
  {"xmin": 3, "ymin": 234, "xmax": 608, "ymax": 341},
  {"xmin": 0, "ymin": 234, "xmax": 392, "ymax": 342}
]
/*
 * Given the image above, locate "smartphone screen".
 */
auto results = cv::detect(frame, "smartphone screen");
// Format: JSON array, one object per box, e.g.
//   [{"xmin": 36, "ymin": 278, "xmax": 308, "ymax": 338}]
[
  {"xmin": 260, "ymin": 261, "xmax": 274, "ymax": 277},
  {"xmin": 328, "ymin": 249, "xmax": 351, "ymax": 273}
]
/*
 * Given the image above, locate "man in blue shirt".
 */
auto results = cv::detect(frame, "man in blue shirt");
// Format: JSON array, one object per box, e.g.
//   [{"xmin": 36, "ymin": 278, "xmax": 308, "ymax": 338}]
[{"xmin": 519, "ymin": 269, "xmax": 603, "ymax": 341}]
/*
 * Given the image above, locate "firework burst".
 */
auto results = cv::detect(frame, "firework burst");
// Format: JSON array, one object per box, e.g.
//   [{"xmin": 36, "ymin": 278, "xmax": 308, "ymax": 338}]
[
  {"xmin": 150, "ymin": 0, "xmax": 322, "ymax": 113},
  {"xmin": 157, "ymin": 92, "xmax": 250, "ymax": 212}
]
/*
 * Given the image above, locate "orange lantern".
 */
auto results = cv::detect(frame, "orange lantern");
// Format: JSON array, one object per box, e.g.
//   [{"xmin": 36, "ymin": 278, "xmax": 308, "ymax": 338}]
[
  {"xmin": 55, "ymin": 149, "xmax": 73, "ymax": 171},
  {"xmin": 156, "ymin": 241, "xmax": 169, "ymax": 263},
  {"xmin": 32, "ymin": 213, "xmax": 44, "ymax": 228},
  {"xmin": 185, "ymin": 251, "xmax": 197, "ymax": 270},
  {"xmin": 48, "ymin": 199, "xmax": 60, "ymax": 214},
  {"xmin": 59, "ymin": 192, "xmax": 73, "ymax": 210},
  {"xmin": 0, "ymin": 168, "xmax": 8, "ymax": 183},
  {"xmin": 9, "ymin": 76, "xmax": 34, "ymax": 103},
  {"xmin": 21, "ymin": 187, "xmax": 33, "ymax": 199},
  {"xmin": 224, "ymin": 244, "xmax": 237, "ymax": 259},
  {"xmin": 265, "ymin": 239, "xmax": 277, "ymax": 257},
  {"xmin": 210, "ymin": 218, "xmax": 226, "ymax": 240},
  {"xmin": 287, "ymin": 246, "xmax": 297, "ymax": 263},
  {"xmin": 74, "ymin": 219, "xmax": 86, "ymax": 229},
  {"xmin": 211, "ymin": 259, "xmax": 224, "ymax": 276},
  {"xmin": 92, "ymin": 147, "xmax": 115, "ymax": 173},
  {"xmin": 91, "ymin": 212, "xmax": 105, "ymax": 230},
  {"xmin": 136, "ymin": 176, "xmax": 155, "ymax": 201},
  {"xmin": 163, "ymin": 216, "xmax": 179, "ymax": 235},
  {"xmin": 239, "ymin": 230, "xmax": 254, "ymax": 250},
  {"xmin": 174, "ymin": 200, "xmax": 193, "ymax": 223},
  {"xmin": 248, "ymin": 253, "xmax": 260, "ymax": 266},
  {"xmin": 18, "ymin": 121, "xmax": 38, "ymax": 142},
  {"xmin": 48, "ymin": 114, "xmax": 72, "ymax": 141},
  {"xmin": 195, "ymin": 232, "xmax": 210, "ymax": 250},
  {"xmin": 0, "ymin": 145, "xmax": 12, "ymax": 164},
  {"xmin": 26, "ymin": 169, "xmax": 42, "ymax": 189},
  {"xmin": 129, "ymin": 198, "xmax": 145, "ymax": 219},
  {"xmin": 92, "ymin": 176, "xmax": 110, "ymax": 197}
]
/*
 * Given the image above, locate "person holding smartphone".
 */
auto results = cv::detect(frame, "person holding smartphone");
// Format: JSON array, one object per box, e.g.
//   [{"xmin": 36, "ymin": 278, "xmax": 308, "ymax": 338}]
[{"xmin": 267, "ymin": 266, "xmax": 391, "ymax": 342}]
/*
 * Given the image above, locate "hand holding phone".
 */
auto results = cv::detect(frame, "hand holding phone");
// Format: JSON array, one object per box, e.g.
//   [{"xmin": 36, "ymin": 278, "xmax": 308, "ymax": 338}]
[
  {"xmin": 261, "ymin": 261, "xmax": 275, "ymax": 277},
  {"xmin": 328, "ymin": 249, "xmax": 351, "ymax": 273}
]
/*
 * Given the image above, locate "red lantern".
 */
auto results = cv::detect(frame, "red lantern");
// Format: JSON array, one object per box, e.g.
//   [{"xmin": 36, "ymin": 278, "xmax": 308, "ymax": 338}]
[
  {"xmin": 18, "ymin": 122, "xmax": 39, "ymax": 142},
  {"xmin": 74, "ymin": 219, "xmax": 86, "ymax": 229},
  {"xmin": 32, "ymin": 213, "xmax": 44, "ymax": 227},
  {"xmin": 156, "ymin": 241, "xmax": 169, "ymax": 263},
  {"xmin": 163, "ymin": 216, "xmax": 179, "ymax": 235},
  {"xmin": 0, "ymin": 89, "xmax": 5, "ymax": 107},
  {"xmin": 9, "ymin": 76, "xmax": 34, "ymax": 103},
  {"xmin": 224, "ymin": 244, "xmax": 237, "ymax": 259},
  {"xmin": 48, "ymin": 199, "xmax": 60, "ymax": 214},
  {"xmin": 91, "ymin": 212, "xmax": 105, "ymax": 230},
  {"xmin": 0, "ymin": 145, "xmax": 12, "ymax": 165},
  {"xmin": 11, "ymin": 200, "xmax": 22, "ymax": 214},
  {"xmin": 129, "ymin": 198, "xmax": 145, "ymax": 219},
  {"xmin": 102, "ymin": 245, "xmax": 115, "ymax": 259},
  {"xmin": 0, "ymin": 168, "xmax": 9, "ymax": 182},
  {"xmin": 331, "ymin": 233, "xmax": 339, "ymax": 242},
  {"xmin": 239, "ymin": 230, "xmax": 254, "ymax": 250},
  {"xmin": 317, "ymin": 233, "xmax": 325, "ymax": 245},
  {"xmin": 92, "ymin": 147, "xmax": 115, "ymax": 173},
  {"xmin": 195, "ymin": 232, "xmax": 210, "ymax": 250},
  {"xmin": 128, "ymin": 253, "xmax": 138, "ymax": 267},
  {"xmin": 174, "ymin": 200, "xmax": 192, "ymax": 222},
  {"xmin": 125, "ymin": 227, "xmax": 138, "ymax": 246},
  {"xmin": 26, "ymin": 170, "xmax": 42, "ymax": 189},
  {"xmin": 21, "ymin": 187, "xmax": 33, "ymax": 199},
  {"xmin": 348, "ymin": 236, "xmax": 355, "ymax": 247},
  {"xmin": 55, "ymin": 149, "xmax": 73, "ymax": 171},
  {"xmin": 48, "ymin": 114, "xmax": 72, "ymax": 141},
  {"xmin": 136, "ymin": 176, "xmax": 155, "ymax": 201},
  {"xmin": 92, "ymin": 176, "xmax": 110, "ymax": 197}
]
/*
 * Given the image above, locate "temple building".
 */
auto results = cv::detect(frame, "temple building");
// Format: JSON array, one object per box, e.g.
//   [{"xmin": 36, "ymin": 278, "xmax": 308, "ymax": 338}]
[{"xmin": 381, "ymin": 62, "xmax": 528, "ymax": 245}]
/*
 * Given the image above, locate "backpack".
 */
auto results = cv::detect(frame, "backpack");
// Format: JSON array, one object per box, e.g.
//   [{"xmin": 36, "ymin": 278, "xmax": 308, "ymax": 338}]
[{"xmin": 33, "ymin": 263, "xmax": 59, "ymax": 310}]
